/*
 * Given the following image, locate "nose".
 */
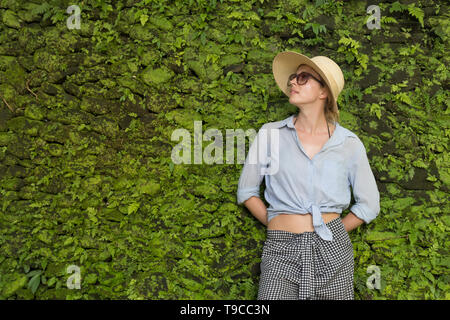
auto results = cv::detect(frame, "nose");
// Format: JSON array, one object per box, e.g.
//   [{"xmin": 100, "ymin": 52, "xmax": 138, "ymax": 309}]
[{"xmin": 290, "ymin": 83, "xmax": 299, "ymax": 92}]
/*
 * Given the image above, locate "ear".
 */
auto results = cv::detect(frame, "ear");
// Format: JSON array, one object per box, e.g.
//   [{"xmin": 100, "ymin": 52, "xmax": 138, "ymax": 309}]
[{"xmin": 318, "ymin": 86, "xmax": 329, "ymax": 101}]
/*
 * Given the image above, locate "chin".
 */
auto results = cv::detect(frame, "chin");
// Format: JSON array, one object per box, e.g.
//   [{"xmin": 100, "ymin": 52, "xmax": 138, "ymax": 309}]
[{"xmin": 289, "ymin": 96, "xmax": 304, "ymax": 104}]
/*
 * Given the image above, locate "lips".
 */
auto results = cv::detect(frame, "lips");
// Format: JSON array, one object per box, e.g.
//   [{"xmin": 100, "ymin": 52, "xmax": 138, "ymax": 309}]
[{"xmin": 290, "ymin": 89, "xmax": 299, "ymax": 94}]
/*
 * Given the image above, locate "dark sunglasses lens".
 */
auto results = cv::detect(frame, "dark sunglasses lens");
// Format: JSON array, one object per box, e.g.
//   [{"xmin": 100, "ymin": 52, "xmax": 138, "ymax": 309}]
[
  {"xmin": 288, "ymin": 72, "xmax": 318, "ymax": 86},
  {"xmin": 287, "ymin": 74, "xmax": 296, "ymax": 85},
  {"xmin": 298, "ymin": 73, "xmax": 310, "ymax": 84},
  {"xmin": 289, "ymin": 72, "xmax": 310, "ymax": 85}
]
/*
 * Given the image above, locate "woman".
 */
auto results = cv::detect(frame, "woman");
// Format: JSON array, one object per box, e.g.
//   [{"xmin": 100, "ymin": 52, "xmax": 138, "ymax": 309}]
[{"xmin": 236, "ymin": 51, "xmax": 380, "ymax": 300}]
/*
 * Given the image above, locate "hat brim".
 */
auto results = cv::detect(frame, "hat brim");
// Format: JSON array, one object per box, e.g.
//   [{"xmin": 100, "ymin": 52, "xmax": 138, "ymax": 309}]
[{"xmin": 272, "ymin": 51, "xmax": 338, "ymax": 110}]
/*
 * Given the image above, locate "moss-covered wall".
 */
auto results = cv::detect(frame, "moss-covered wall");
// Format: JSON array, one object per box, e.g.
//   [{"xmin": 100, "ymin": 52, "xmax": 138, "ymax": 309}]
[{"xmin": 0, "ymin": 0, "xmax": 448, "ymax": 299}]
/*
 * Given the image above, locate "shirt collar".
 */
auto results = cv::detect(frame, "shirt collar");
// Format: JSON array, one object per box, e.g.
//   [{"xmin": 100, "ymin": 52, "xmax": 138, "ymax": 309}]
[{"xmin": 274, "ymin": 114, "xmax": 357, "ymax": 148}]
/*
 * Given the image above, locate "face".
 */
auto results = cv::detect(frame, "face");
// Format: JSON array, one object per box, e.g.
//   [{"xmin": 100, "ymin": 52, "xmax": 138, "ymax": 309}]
[{"xmin": 288, "ymin": 64, "xmax": 329, "ymax": 108}]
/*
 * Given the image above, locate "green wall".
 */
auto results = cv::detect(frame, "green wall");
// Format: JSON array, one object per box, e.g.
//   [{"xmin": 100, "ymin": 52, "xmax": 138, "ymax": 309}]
[{"xmin": 0, "ymin": 0, "xmax": 448, "ymax": 299}]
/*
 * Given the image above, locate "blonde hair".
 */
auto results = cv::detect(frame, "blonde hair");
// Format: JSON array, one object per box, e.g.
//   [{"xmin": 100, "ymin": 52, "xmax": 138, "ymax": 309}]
[{"xmin": 324, "ymin": 87, "xmax": 340, "ymax": 125}]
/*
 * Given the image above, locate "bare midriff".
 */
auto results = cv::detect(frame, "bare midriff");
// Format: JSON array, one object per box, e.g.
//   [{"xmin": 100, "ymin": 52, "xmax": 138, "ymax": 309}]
[{"xmin": 267, "ymin": 212, "xmax": 340, "ymax": 233}]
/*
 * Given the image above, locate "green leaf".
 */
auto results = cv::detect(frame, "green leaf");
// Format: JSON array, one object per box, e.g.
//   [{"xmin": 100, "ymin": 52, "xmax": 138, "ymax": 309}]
[
  {"xmin": 139, "ymin": 180, "xmax": 160, "ymax": 195},
  {"xmin": 366, "ymin": 231, "xmax": 397, "ymax": 241},
  {"xmin": 41, "ymin": 259, "xmax": 48, "ymax": 271},
  {"xmin": 127, "ymin": 202, "xmax": 140, "ymax": 215},
  {"xmin": 390, "ymin": 1, "xmax": 407, "ymax": 13},
  {"xmin": 395, "ymin": 92, "xmax": 412, "ymax": 105},
  {"xmin": 28, "ymin": 274, "xmax": 41, "ymax": 294},
  {"xmin": 409, "ymin": 231, "xmax": 418, "ymax": 245},
  {"xmin": 424, "ymin": 271, "xmax": 435, "ymax": 283},
  {"xmin": 412, "ymin": 158, "xmax": 428, "ymax": 168},
  {"xmin": 407, "ymin": 5, "xmax": 424, "ymax": 28},
  {"xmin": 47, "ymin": 277, "xmax": 57, "ymax": 287},
  {"xmin": 140, "ymin": 14, "xmax": 148, "ymax": 26},
  {"xmin": 26, "ymin": 270, "xmax": 42, "ymax": 278},
  {"xmin": 64, "ymin": 237, "xmax": 74, "ymax": 246},
  {"xmin": 31, "ymin": 2, "xmax": 51, "ymax": 15}
]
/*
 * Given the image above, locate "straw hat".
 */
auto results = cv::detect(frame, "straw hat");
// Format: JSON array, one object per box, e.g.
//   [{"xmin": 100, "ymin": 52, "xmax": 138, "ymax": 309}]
[{"xmin": 272, "ymin": 51, "xmax": 345, "ymax": 113}]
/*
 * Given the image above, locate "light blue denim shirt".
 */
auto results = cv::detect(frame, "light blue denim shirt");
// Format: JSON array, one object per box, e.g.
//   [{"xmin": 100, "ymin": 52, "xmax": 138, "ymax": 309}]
[{"xmin": 236, "ymin": 114, "xmax": 380, "ymax": 241}]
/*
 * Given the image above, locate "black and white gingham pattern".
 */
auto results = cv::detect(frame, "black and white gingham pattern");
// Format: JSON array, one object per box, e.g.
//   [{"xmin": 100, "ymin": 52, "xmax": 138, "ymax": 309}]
[{"xmin": 257, "ymin": 217, "xmax": 354, "ymax": 300}]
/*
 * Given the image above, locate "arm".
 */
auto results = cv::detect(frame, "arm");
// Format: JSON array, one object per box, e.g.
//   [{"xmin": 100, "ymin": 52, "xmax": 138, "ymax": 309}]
[
  {"xmin": 345, "ymin": 138, "xmax": 381, "ymax": 232},
  {"xmin": 237, "ymin": 124, "xmax": 270, "ymax": 226},
  {"xmin": 243, "ymin": 196, "xmax": 268, "ymax": 226},
  {"xmin": 341, "ymin": 212, "xmax": 364, "ymax": 232}
]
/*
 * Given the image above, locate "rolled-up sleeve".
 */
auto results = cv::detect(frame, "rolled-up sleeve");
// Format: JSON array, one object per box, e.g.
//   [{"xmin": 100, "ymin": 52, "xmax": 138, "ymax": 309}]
[
  {"xmin": 348, "ymin": 139, "xmax": 380, "ymax": 223},
  {"xmin": 236, "ymin": 124, "xmax": 269, "ymax": 205}
]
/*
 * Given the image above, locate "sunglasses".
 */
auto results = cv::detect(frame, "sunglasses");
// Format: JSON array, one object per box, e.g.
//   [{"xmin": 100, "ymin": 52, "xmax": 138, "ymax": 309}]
[{"xmin": 287, "ymin": 72, "xmax": 324, "ymax": 87}]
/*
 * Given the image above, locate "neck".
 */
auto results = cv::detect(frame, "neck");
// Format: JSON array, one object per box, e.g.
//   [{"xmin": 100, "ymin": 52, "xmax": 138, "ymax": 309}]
[{"xmin": 294, "ymin": 110, "xmax": 331, "ymax": 137}]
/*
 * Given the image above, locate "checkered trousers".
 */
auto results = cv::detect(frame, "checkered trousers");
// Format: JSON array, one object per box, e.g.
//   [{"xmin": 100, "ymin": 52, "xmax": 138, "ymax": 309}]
[{"xmin": 257, "ymin": 217, "xmax": 354, "ymax": 300}]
